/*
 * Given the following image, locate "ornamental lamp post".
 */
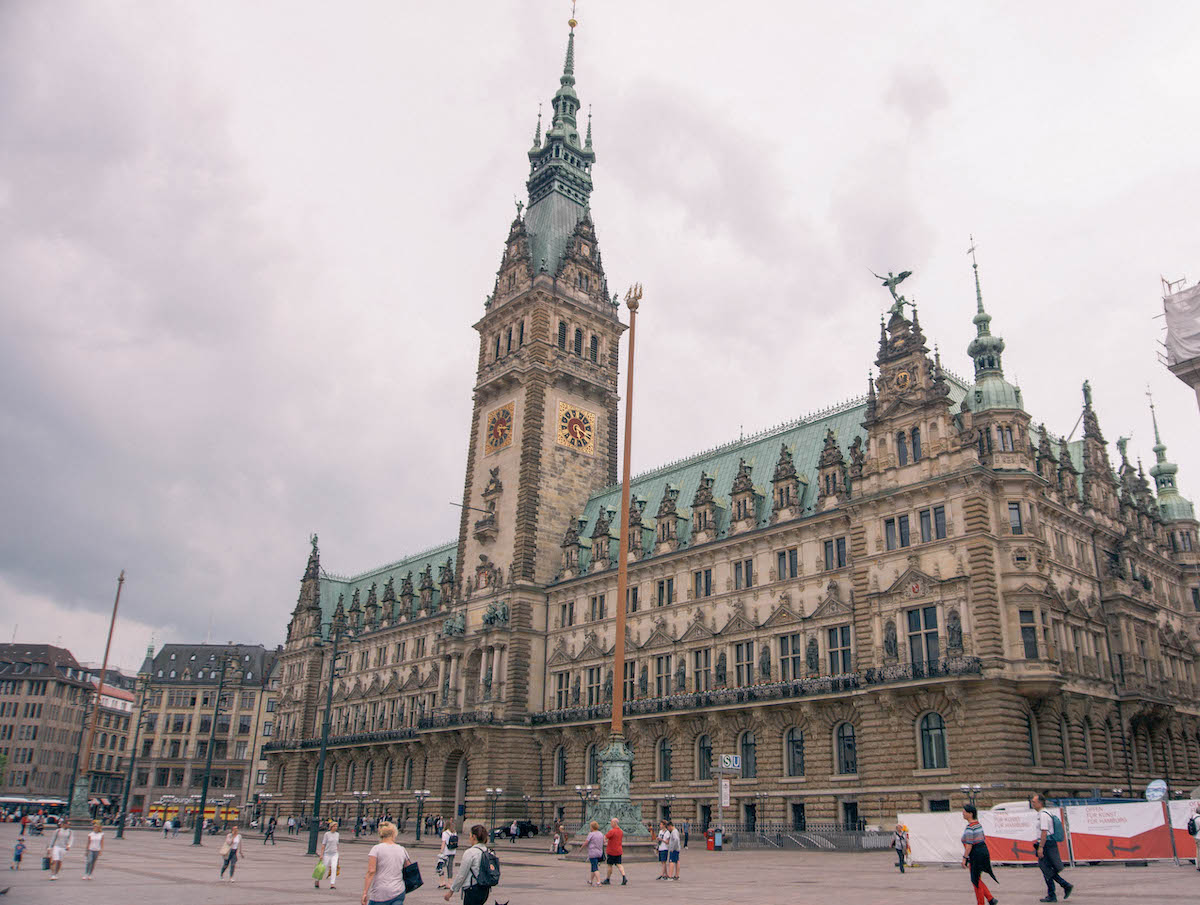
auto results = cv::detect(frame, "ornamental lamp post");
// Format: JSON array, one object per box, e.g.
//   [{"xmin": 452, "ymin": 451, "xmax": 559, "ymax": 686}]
[
  {"xmin": 116, "ymin": 671, "xmax": 152, "ymax": 839},
  {"xmin": 193, "ymin": 649, "xmax": 243, "ymax": 845},
  {"xmin": 522, "ymin": 793, "xmax": 531, "ymax": 821},
  {"xmin": 960, "ymin": 784, "xmax": 983, "ymax": 807},
  {"xmin": 352, "ymin": 790, "xmax": 369, "ymax": 836},
  {"xmin": 663, "ymin": 792, "xmax": 677, "ymax": 822},
  {"xmin": 486, "ymin": 787, "xmax": 503, "ymax": 841},
  {"xmin": 307, "ymin": 598, "xmax": 356, "ymax": 856},
  {"xmin": 414, "ymin": 789, "xmax": 431, "ymax": 842},
  {"xmin": 257, "ymin": 792, "xmax": 273, "ymax": 827},
  {"xmin": 574, "ymin": 785, "xmax": 596, "ymax": 825}
]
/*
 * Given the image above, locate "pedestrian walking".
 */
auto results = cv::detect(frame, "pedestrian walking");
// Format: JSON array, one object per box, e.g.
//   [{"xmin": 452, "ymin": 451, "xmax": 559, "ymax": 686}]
[
  {"xmin": 18, "ymin": 816, "xmax": 27, "ymax": 838},
  {"xmin": 1189, "ymin": 804, "xmax": 1200, "ymax": 871},
  {"xmin": 681, "ymin": 820, "xmax": 689, "ymax": 849},
  {"xmin": 1031, "ymin": 793, "xmax": 1072, "ymax": 902},
  {"xmin": 316, "ymin": 821, "xmax": 341, "ymax": 889},
  {"xmin": 584, "ymin": 821, "xmax": 604, "ymax": 886},
  {"xmin": 83, "ymin": 820, "xmax": 104, "ymax": 880},
  {"xmin": 667, "ymin": 821, "xmax": 681, "ymax": 880},
  {"xmin": 219, "ymin": 825, "xmax": 243, "ymax": 882},
  {"xmin": 892, "ymin": 824, "xmax": 909, "ymax": 873},
  {"xmin": 655, "ymin": 820, "xmax": 669, "ymax": 879},
  {"xmin": 361, "ymin": 821, "xmax": 413, "ymax": 905},
  {"xmin": 264, "ymin": 815, "xmax": 276, "ymax": 845},
  {"xmin": 437, "ymin": 822, "xmax": 459, "ymax": 889},
  {"xmin": 10, "ymin": 840, "xmax": 24, "ymax": 871},
  {"xmin": 45, "ymin": 819, "xmax": 72, "ymax": 880},
  {"xmin": 601, "ymin": 817, "xmax": 626, "ymax": 886},
  {"xmin": 163, "ymin": 818, "xmax": 172, "ymax": 838},
  {"xmin": 960, "ymin": 805, "xmax": 997, "ymax": 905},
  {"xmin": 443, "ymin": 823, "xmax": 495, "ymax": 904},
  {"xmin": 288, "ymin": 815, "xmax": 296, "ymax": 836},
  {"xmin": 172, "ymin": 819, "xmax": 180, "ymax": 838},
  {"xmin": 509, "ymin": 821, "xmax": 518, "ymax": 844}
]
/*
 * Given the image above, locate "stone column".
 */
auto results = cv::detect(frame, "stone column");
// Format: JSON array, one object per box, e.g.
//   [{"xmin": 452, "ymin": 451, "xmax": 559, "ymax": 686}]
[
  {"xmin": 455, "ymin": 653, "xmax": 469, "ymax": 710},
  {"xmin": 490, "ymin": 646, "xmax": 502, "ymax": 700}
]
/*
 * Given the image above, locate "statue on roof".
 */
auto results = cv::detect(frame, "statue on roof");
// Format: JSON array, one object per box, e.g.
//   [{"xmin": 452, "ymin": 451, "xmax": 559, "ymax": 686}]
[{"xmin": 872, "ymin": 269, "xmax": 913, "ymax": 317}]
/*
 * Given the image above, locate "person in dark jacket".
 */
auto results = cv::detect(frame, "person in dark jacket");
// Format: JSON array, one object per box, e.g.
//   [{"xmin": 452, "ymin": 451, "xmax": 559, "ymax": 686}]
[{"xmin": 960, "ymin": 804, "xmax": 998, "ymax": 905}]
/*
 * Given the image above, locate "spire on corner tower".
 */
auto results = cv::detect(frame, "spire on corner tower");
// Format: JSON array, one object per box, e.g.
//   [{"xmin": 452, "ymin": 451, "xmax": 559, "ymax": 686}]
[
  {"xmin": 1148, "ymin": 391, "xmax": 1194, "ymax": 520},
  {"xmin": 963, "ymin": 236, "xmax": 1023, "ymax": 413}
]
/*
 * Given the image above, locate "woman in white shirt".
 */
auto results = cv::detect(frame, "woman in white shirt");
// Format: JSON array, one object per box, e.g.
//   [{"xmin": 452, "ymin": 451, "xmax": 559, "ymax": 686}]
[
  {"xmin": 83, "ymin": 820, "xmax": 104, "ymax": 879},
  {"xmin": 317, "ymin": 820, "xmax": 341, "ymax": 889},
  {"xmin": 361, "ymin": 821, "xmax": 413, "ymax": 905},
  {"xmin": 437, "ymin": 822, "xmax": 457, "ymax": 889},
  {"xmin": 219, "ymin": 825, "xmax": 243, "ymax": 881}
]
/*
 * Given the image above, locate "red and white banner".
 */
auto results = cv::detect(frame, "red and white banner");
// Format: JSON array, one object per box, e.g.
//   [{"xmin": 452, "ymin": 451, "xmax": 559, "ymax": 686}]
[
  {"xmin": 1064, "ymin": 802, "xmax": 1172, "ymax": 861},
  {"xmin": 980, "ymin": 808, "xmax": 1054, "ymax": 864},
  {"xmin": 1167, "ymin": 799, "xmax": 1200, "ymax": 857}
]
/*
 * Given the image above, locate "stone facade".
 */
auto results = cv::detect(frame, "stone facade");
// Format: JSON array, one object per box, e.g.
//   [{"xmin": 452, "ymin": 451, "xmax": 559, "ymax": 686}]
[{"xmin": 263, "ymin": 26, "xmax": 1200, "ymax": 833}]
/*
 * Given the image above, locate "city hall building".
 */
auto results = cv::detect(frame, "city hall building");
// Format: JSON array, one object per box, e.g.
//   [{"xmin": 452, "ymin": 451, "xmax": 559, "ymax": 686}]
[{"xmin": 265, "ymin": 25, "xmax": 1200, "ymax": 832}]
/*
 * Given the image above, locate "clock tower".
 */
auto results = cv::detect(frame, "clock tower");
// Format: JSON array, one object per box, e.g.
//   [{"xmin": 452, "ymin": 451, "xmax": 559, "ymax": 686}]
[{"xmin": 455, "ymin": 21, "xmax": 624, "ymax": 603}]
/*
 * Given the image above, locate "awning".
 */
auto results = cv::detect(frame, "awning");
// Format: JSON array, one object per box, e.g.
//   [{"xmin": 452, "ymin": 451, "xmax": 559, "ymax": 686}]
[{"xmin": 88, "ymin": 798, "xmax": 100, "ymax": 807}]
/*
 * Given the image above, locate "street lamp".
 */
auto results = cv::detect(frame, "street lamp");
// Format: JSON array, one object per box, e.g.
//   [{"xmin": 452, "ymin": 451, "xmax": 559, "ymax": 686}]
[
  {"xmin": 522, "ymin": 793, "xmax": 531, "ymax": 822},
  {"xmin": 307, "ymin": 597, "xmax": 357, "ymax": 856},
  {"xmin": 960, "ymin": 784, "xmax": 983, "ymax": 806},
  {"xmin": 414, "ymin": 789, "xmax": 431, "ymax": 842},
  {"xmin": 574, "ymin": 785, "xmax": 596, "ymax": 825},
  {"xmin": 116, "ymin": 672, "xmax": 152, "ymax": 839},
  {"xmin": 753, "ymin": 791, "xmax": 767, "ymax": 830},
  {"xmin": 352, "ymin": 790, "xmax": 369, "ymax": 836},
  {"xmin": 193, "ymin": 650, "xmax": 243, "ymax": 845},
  {"xmin": 486, "ymin": 787, "xmax": 503, "ymax": 841},
  {"xmin": 68, "ymin": 686, "xmax": 97, "ymax": 818},
  {"xmin": 258, "ymin": 792, "xmax": 274, "ymax": 827},
  {"xmin": 663, "ymin": 792, "xmax": 677, "ymax": 822}
]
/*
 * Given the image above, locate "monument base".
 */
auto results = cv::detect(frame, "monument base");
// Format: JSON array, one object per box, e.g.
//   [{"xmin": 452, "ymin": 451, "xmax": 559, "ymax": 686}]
[
  {"xmin": 563, "ymin": 839, "xmax": 661, "ymax": 862},
  {"xmin": 68, "ymin": 775, "xmax": 92, "ymax": 821},
  {"xmin": 562, "ymin": 732, "xmax": 657, "ymax": 861}
]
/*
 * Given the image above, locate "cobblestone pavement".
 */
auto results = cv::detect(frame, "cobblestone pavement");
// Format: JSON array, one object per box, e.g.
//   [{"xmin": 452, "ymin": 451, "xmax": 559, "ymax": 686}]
[{"xmin": 2, "ymin": 825, "xmax": 1198, "ymax": 904}]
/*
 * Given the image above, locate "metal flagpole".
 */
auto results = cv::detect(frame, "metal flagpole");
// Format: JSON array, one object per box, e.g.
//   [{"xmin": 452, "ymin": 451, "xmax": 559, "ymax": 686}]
[{"xmin": 70, "ymin": 570, "xmax": 124, "ymax": 819}]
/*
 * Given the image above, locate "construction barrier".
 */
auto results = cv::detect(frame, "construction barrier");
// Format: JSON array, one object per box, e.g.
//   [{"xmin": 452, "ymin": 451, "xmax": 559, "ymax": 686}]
[{"xmin": 901, "ymin": 801, "xmax": 1191, "ymax": 865}]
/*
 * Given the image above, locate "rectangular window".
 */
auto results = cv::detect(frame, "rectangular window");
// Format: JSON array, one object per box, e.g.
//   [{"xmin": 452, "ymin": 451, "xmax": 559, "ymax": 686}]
[
  {"xmin": 1008, "ymin": 501, "xmax": 1024, "ymax": 535},
  {"xmin": 693, "ymin": 569, "xmax": 712, "ymax": 598},
  {"xmin": 780, "ymin": 633, "xmax": 804, "ymax": 681},
  {"xmin": 1020, "ymin": 610, "xmax": 1038, "ymax": 658},
  {"xmin": 560, "ymin": 601, "xmax": 575, "ymax": 627},
  {"xmin": 899, "ymin": 515, "xmax": 910, "ymax": 548},
  {"xmin": 627, "ymin": 586, "xmax": 639, "ymax": 613},
  {"xmin": 656, "ymin": 578, "xmax": 674, "ymax": 606},
  {"xmin": 554, "ymin": 672, "xmax": 570, "ymax": 710},
  {"xmin": 886, "ymin": 518, "xmax": 897, "ymax": 551},
  {"xmin": 933, "ymin": 505, "xmax": 946, "ymax": 539},
  {"xmin": 733, "ymin": 558, "xmax": 754, "ymax": 590},
  {"xmin": 827, "ymin": 626, "xmax": 851, "ymax": 674},
  {"xmin": 261, "ymin": 722, "xmax": 273, "ymax": 737},
  {"xmin": 919, "ymin": 509, "xmax": 932, "ymax": 543},
  {"xmin": 907, "ymin": 606, "xmax": 940, "ymax": 669},
  {"xmin": 586, "ymin": 666, "xmax": 601, "ymax": 706},
  {"xmin": 1192, "ymin": 588, "xmax": 1200, "ymax": 612},
  {"xmin": 238, "ymin": 715, "xmax": 252, "ymax": 734},
  {"xmin": 655, "ymin": 655, "xmax": 672, "ymax": 697},
  {"xmin": 692, "ymin": 648, "xmax": 711, "ymax": 692},
  {"xmin": 589, "ymin": 594, "xmax": 606, "ymax": 621},
  {"xmin": 734, "ymin": 642, "xmax": 755, "ymax": 686},
  {"xmin": 623, "ymin": 661, "xmax": 636, "ymax": 701},
  {"xmin": 777, "ymin": 548, "xmax": 798, "ymax": 580}
]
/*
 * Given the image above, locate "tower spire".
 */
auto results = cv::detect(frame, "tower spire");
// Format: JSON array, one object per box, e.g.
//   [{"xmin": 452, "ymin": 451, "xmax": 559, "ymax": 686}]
[
  {"xmin": 965, "ymin": 235, "xmax": 1004, "ymax": 376},
  {"xmin": 1146, "ymin": 389, "xmax": 1193, "ymax": 520}
]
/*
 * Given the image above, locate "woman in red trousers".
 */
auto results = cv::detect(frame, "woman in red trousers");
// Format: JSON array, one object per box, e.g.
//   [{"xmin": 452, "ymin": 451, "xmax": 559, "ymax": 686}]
[{"xmin": 961, "ymin": 804, "xmax": 998, "ymax": 905}]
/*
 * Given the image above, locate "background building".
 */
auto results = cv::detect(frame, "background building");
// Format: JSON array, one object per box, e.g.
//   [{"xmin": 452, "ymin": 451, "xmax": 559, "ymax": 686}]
[
  {"xmin": 82, "ymin": 668, "xmax": 136, "ymax": 818},
  {"xmin": 0, "ymin": 643, "xmax": 93, "ymax": 802},
  {"xmin": 265, "ymin": 25, "xmax": 1200, "ymax": 832},
  {"xmin": 129, "ymin": 643, "xmax": 278, "ymax": 823}
]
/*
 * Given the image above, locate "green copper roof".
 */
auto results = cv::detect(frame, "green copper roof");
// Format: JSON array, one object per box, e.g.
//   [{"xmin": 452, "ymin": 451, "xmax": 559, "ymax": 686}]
[
  {"xmin": 1148, "ymin": 400, "xmax": 1194, "ymax": 521},
  {"xmin": 568, "ymin": 379, "xmax": 969, "ymax": 574},
  {"xmin": 964, "ymin": 251, "xmax": 1022, "ymax": 413},
  {"xmin": 317, "ymin": 541, "xmax": 456, "ymax": 630}
]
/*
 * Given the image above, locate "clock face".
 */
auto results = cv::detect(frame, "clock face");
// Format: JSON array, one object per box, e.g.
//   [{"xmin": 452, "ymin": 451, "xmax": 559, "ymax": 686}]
[
  {"xmin": 556, "ymin": 401, "xmax": 596, "ymax": 455},
  {"xmin": 485, "ymin": 403, "xmax": 514, "ymax": 454},
  {"xmin": 895, "ymin": 370, "xmax": 912, "ymax": 390},
  {"xmin": 581, "ymin": 243, "xmax": 591, "ymax": 257}
]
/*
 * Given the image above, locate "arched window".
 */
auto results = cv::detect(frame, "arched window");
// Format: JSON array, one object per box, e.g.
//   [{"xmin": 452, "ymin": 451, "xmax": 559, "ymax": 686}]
[
  {"xmin": 696, "ymin": 735, "xmax": 712, "ymax": 781},
  {"xmin": 1103, "ymin": 721, "xmax": 1115, "ymax": 771},
  {"xmin": 785, "ymin": 728, "xmax": 805, "ymax": 777},
  {"xmin": 573, "ymin": 327, "xmax": 583, "ymax": 356},
  {"xmin": 384, "ymin": 758, "xmax": 393, "ymax": 788},
  {"xmin": 347, "ymin": 762, "xmax": 356, "ymax": 791},
  {"xmin": 554, "ymin": 746, "xmax": 567, "ymax": 786},
  {"xmin": 589, "ymin": 335, "xmax": 599, "ymax": 363},
  {"xmin": 366, "ymin": 761, "xmax": 375, "ymax": 790},
  {"xmin": 739, "ymin": 732, "xmax": 757, "ymax": 778},
  {"xmin": 505, "ymin": 327, "xmax": 513, "ymax": 354},
  {"xmin": 330, "ymin": 763, "xmax": 338, "ymax": 792},
  {"xmin": 911, "ymin": 427, "xmax": 922, "ymax": 462},
  {"xmin": 835, "ymin": 723, "xmax": 857, "ymax": 775},
  {"xmin": 896, "ymin": 432, "xmax": 909, "ymax": 466},
  {"xmin": 586, "ymin": 744, "xmax": 599, "ymax": 785},
  {"xmin": 278, "ymin": 765, "xmax": 286, "ymax": 794},
  {"xmin": 1059, "ymin": 718, "xmax": 1071, "ymax": 769},
  {"xmin": 657, "ymin": 737, "xmax": 673, "ymax": 782},
  {"xmin": 1025, "ymin": 712, "xmax": 1040, "ymax": 766},
  {"xmin": 403, "ymin": 757, "xmax": 413, "ymax": 790},
  {"xmin": 557, "ymin": 321, "xmax": 567, "ymax": 350},
  {"xmin": 919, "ymin": 713, "xmax": 947, "ymax": 770},
  {"xmin": 494, "ymin": 334, "xmax": 501, "ymax": 359}
]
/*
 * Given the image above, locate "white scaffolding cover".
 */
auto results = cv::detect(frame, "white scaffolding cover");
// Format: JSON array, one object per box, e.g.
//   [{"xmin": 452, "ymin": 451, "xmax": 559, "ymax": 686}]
[{"xmin": 1164, "ymin": 282, "xmax": 1200, "ymax": 364}]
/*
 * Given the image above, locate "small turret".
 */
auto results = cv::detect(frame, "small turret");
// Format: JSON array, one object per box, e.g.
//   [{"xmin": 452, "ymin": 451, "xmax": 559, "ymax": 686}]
[
  {"xmin": 1148, "ymin": 395, "xmax": 1195, "ymax": 521},
  {"xmin": 964, "ymin": 239, "xmax": 1022, "ymax": 412}
]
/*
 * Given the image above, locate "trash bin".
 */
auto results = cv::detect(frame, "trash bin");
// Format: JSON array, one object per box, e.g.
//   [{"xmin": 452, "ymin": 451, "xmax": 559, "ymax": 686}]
[
  {"xmin": 705, "ymin": 829, "xmax": 715, "ymax": 851},
  {"xmin": 714, "ymin": 829, "xmax": 723, "ymax": 851}
]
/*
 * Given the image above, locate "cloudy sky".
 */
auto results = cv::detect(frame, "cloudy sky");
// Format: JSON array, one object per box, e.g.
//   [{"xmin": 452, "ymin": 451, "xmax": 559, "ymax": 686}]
[{"xmin": 2, "ymin": 1, "xmax": 1198, "ymax": 673}]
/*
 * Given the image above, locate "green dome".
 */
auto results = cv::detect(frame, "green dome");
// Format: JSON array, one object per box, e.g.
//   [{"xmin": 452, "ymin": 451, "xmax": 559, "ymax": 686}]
[{"xmin": 970, "ymin": 373, "xmax": 1023, "ymax": 412}]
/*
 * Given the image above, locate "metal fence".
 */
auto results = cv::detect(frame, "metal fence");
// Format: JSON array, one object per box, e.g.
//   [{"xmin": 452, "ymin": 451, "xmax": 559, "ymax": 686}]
[{"xmin": 718, "ymin": 821, "xmax": 893, "ymax": 851}]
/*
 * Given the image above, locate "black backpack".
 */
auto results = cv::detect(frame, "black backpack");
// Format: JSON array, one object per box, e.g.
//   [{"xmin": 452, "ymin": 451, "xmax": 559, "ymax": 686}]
[
  {"xmin": 446, "ymin": 833, "xmax": 459, "ymax": 850},
  {"xmin": 1188, "ymin": 816, "xmax": 1198, "ymax": 837},
  {"xmin": 475, "ymin": 848, "xmax": 501, "ymax": 887}
]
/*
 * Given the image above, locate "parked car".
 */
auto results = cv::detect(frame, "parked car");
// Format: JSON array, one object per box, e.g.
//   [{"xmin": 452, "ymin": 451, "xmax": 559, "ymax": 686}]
[{"xmin": 493, "ymin": 820, "xmax": 539, "ymax": 839}]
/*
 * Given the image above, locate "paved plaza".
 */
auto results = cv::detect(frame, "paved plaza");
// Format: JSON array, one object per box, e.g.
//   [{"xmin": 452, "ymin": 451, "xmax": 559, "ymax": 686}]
[{"xmin": 2, "ymin": 825, "xmax": 1198, "ymax": 904}]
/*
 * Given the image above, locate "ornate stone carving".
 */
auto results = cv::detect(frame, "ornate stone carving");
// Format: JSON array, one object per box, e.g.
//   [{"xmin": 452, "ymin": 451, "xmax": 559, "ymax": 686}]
[
  {"xmin": 758, "ymin": 643, "xmax": 771, "ymax": 681},
  {"xmin": 806, "ymin": 637, "xmax": 819, "ymax": 674},
  {"xmin": 947, "ymin": 608, "xmax": 963, "ymax": 650},
  {"xmin": 638, "ymin": 664, "xmax": 648, "ymax": 697},
  {"xmin": 674, "ymin": 657, "xmax": 686, "ymax": 693},
  {"xmin": 714, "ymin": 652, "xmax": 727, "ymax": 687},
  {"xmin": 883, "ymin": 619, "xmax": 898, "ymax": 659}
]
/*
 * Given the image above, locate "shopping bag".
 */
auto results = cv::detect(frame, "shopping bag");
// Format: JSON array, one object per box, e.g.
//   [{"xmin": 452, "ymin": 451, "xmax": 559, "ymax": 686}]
[
  {"xmin": 41, "ymin": 855, "xmax": 50, "ymax": 871},
  {"xmin": 312, "ymin": 860, "xmax": 328, "ymax": 880},
  {"xmin": 219, "ymin": 842, "xmax": 231, "ymax": 857},
  {"xmin": 403, "ymin": 861, "xmax": 423, "ymax": 893}
]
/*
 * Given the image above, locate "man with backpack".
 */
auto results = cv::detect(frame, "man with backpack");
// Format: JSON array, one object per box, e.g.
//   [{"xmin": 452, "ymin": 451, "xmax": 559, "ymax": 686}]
[
  {"xmin": 445, "ymin": 824, "xmax": 500, "ymax": 905},
  {"xmin": 1188, "ymin": 804, "xmax": 1200, "ymax": 870},
  {"xmin": 1031, "ymin": 793, "xmax": 1073, "ymax": 902}
]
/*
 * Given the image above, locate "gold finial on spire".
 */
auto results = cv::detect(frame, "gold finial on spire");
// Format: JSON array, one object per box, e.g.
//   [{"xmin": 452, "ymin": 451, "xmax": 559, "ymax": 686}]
[
  {"xmin": 967, "ymin": 233, "xmax": 979, "ymax": 268},
  {"xmin": 569, "ymin": 0, "xmax": 577, "ymax": 29},
  {"xmin": 625, "ymin": 283, "xmax": 642, "ymax": 312}
]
